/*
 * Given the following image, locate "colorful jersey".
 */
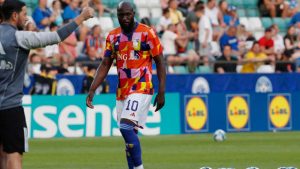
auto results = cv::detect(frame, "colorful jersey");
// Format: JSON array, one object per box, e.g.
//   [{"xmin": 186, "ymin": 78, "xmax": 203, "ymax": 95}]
[{"xmin": 104, "ymin": 23, "xmax": 163, "ymax": 100}]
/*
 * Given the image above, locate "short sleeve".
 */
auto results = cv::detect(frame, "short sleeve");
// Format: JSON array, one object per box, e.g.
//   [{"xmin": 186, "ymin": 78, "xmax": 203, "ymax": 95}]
[
  {"xmin": 147, "ymin": 28, "xmax": 163, "ymax": 57},
  {"xmin": 104, "ymin": 35, "xmax": 113, "ymax": 58}
]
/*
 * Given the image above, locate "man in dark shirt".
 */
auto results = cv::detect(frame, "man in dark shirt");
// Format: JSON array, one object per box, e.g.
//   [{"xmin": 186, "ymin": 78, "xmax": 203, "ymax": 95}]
[
  {"xmin": 214, "ymin": 45, "xmax": 238, "ymax": 73},
  {"xmin": 0, "ymin": 1, "xmax": 93, "ymax": 168}
]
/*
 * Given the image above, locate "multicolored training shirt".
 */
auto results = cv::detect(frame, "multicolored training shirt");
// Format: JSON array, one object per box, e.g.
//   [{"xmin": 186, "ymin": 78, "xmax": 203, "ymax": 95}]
[{"xmin": 104, "ymin": 23, "xmax": 163, "ymax": 100}]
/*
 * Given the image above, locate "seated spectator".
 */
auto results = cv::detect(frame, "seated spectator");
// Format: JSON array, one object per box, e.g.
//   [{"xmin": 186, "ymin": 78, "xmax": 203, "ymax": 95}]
[
  {"xmin": 81, "ymin": 65, "xmax": 109, "ymax": 94},
  {"xmin": 168, "ymin": 0, "xmax": 184, "ymax": 25},
  {"xmin": 184, "ymin": 1, "xmax": 203, "ymax": 32},
  {"xmin": 284, "ymin": 26, "xmax": 300, "ymax": 61},
  {"xmin": 51, "ymin": 0, "xmax": 63, "ymax": 26},
  {"xmin": 214, "ymin": 45, "xmax": 238, "ymax": 73},
  {"xmin": 223, "ymin": 5, "xmax": 240, "ymax": 27},
  {"xmin": 217, "ymin": 0, "xmax": 228, "ymax": 28},
  {"xmin": 32, "ymin": 0, "xmax": 58, "ymax": 30},
  {"xmin": 161, "ymin": 24, "xmax": 199, "ymax": 72},
  {"xmin": 62, "ymin": 0, "xmax": 80, "ymax": 22},
  {"xmin": 271, "ymin": 24, "xmax": 285, "ymax": 55},
  {"xmin": 83, "ymin": 25, "xmax": 104, "ymax": 59},
  {"xmin": 28, "ymin": 53, "xmax": 42, "ymax": 75},
  {"xmin": 286, "ymin": 0, "xmax": 298, "ymax": 17},
  {"xmin": 241, "ymin": 42, "xmax": 271, "ymax": 73},
  {"xmin": 30, "ymin": 65, "xmax": 58, "ymax": 95},
  {"xmin": 258, "ymin": 27, "xmax": 275, "ymax": 58},
  {"xmin": 45, "ymin": 23, "xmax": 60, "ymax": 60},
  {"xmin": 258, "ymin": 0, "xmax": 289, "ymax": 18},
  {"xmin": 290, "ymin": 11, "xmax": 300, "ymax": 26},
  {"xmin": 205, "ymin": 0, "xmax": 222, "ymax": 40},
  {"xmin": 219, "ymin": 26, "xmax": 240, "ymax": 56},
  {"xmin": 195, "ymin": 5, "xmax": 213, "ymax": 59},
  {"xmin": 157, "ymin": 8, "xmax": 172, "ymax": 35},
  {"xmin": 276, "ymin": 53, "xmax": 296, "ymax": 73},
  {"xmin": 59, "ymin": 21, "xmax": 78, "ymax": 63},
  {"xmin": 237, "ymin": 25, "xmax": 254, "ymax": 53}
]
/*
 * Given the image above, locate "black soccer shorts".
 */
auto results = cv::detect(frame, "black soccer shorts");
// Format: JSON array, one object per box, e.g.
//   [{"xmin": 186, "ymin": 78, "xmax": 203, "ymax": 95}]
[{"xmin": 0, "ymin": 106, "xmax": 28, "ymax": 154}]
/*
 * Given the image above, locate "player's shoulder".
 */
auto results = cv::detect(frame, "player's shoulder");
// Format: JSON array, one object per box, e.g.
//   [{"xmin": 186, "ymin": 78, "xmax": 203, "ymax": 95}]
[
  {"xmin": 107, "ymin": 27, "xmax": 122, "ymax": 36},
  {"xmin": 137, "ymin": 23, "xmax": 153, "ymax": 32}
]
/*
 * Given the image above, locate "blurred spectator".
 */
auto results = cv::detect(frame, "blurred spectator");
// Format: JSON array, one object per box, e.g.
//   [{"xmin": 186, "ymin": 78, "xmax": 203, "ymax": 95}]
[
  {"xmin": 59, "ymin": 21, "xmax": 78, "ymax": 63},
  {"xmin": 258, "ymin": 27, "xmax": 275, "ymax": 58},
  {"xmin": 59, "ymin": 0, "xmax": 71, "ymax": 9},
  {"xmin": 161, "ymin": 0, "xmax": 169, "ymax": 9},
  {"xmin": 258, "ymin": 0, "xmax": 289, "ymax": 18},
  {"xmin": 0, "ymin": 0, "xmax": 4, "ymax": 4},
  {"xmin": 161, "ymin": 24, "xmax": 199, "ymax": 71},
  {"xmin": 25, "ymin": 21, "xmax": 38, "ymax": 31},
  {"xmin": 286, "ymin": 0, "xmax": 298, "ymax": 17},
  {"xmin": 214, "ymin": 45, "xmax": 238, "ymax": 73},
  {"xmin": 168, "ymin": 0, "xmax": 184, "ymax": 25},
  {"xmin": 195, "ymin": 5, "xmax": 213, "ymax": 59},
  {"xmin": 45, "ymin": 23, "xmax": 60, "ymax": 59},
  {"xmin": 28, "ymin": 53, "xmax": 42, "ymax": 74},
  {"xmin": 157, "ymin": 8, "xmax": 172, "ymax": 35},
  {"xmin": 219, "ymin": 26, "xmax": 239, "ymax": 56},
  {"xmin": 205, "ymin": 0, "xmax": 219, "ymax": 27},
  {"xmin": 83, "ymin": 25, "xmax": 104, "ymax": 59},
  {"xmin": 62, "ymin": 0, "xmax": 80, "ymax": 22},
  {"xmin": 217, "ymin": 0, "xmax": 228, "ymax": 28},
  {"xmin": 81, "ymin": 65, "xmax": 109, "ymax": 94},
  {"xmin": 51, "ymin": 0, "xmax": 63, "ymax": 26},
  {"xmin": 184, "ymin": 0, "xmax": 203, "ymax": 32},
  {"xmin": 237, "ymin": 25, "xmax": 255, "ymax": 53},
  {"xmin": 32, "ymin": 0, "xmax": 58, "ymax": 30},
  {"xmin": 290, "ymin": 11, "xmax": 300, "ymax": 26},
  {"xmin": 284, "ymin": 26, "xmax": 300, "ymax": 61},
  {"xmin": 271, "ymin": 24, "xmax": 284, "ymax": 55},
  {"xmin": 30, "ymin": 65, "xmax": 58, "ymax": 95},
  {"xmin": 241, "ymin": 41, "xmax": 270, "ymax": 73},
  {"xmin": 205, "ymin": 0, "xmax": 222, "ymax": 40},
  {"xmin": 223, "ymin": 5, "xmax": 240, "ymax": 27}
]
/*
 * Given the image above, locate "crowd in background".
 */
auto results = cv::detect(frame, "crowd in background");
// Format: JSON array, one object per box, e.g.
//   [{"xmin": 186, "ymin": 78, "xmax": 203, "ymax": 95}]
[{"xmin": 2, "ymin": 0, "xmax": 300, "ymax": 80}]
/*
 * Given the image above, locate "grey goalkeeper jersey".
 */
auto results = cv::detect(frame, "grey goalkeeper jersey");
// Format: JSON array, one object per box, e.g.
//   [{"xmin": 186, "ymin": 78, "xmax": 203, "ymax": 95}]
[{"xmin": 0, "ymin": 21, "xmax": 78, "ymax": 110}]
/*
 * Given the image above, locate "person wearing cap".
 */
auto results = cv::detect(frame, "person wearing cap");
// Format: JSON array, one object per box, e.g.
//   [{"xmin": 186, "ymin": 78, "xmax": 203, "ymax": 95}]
[{"xmin": 223, "ymin": 5, "xmax": 240, "ymax": 27}]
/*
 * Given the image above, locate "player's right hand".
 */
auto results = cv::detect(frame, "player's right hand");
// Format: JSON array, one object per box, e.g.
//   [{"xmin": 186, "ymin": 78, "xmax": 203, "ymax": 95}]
[
  {"xmin": 80, "ymin": 7, "xmax": 94, "ymax": 21},
  {"xmin": 86, "ymin": 91, "xmax": 95, "ymax": 109}
]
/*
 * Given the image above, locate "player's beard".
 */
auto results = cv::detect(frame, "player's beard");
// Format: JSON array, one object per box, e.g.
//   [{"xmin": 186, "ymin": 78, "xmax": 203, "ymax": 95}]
[{"xmin": 120, "ymin": 20, "xmax": 135, "ymax": 34}]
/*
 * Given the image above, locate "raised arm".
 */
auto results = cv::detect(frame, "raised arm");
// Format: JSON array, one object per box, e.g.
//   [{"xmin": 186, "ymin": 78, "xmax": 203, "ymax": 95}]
[
  {"xmin": 153, "ymin": 54, "xmax": 166, "ymax": 112},
  {"xmin": 86, "ymin": 56, "xmax": 114, "ymax": 108},
  {"xmin": 15, "ymin": 7, "xmax": 94, "ymax": 50}
]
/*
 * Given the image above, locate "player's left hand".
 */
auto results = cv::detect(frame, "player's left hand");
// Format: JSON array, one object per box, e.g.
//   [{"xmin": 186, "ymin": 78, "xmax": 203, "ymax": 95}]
[
  {"xmin": 86, "ymin": 91, "xmax": 95, "ymax": 109},
  {"xmin": 154, "ymin": 93, "xmax": 165, "ymax": 112}
]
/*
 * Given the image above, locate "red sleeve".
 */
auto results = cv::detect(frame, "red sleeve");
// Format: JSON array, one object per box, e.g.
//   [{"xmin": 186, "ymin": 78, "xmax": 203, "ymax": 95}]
[
  {"xmin": 147, "ymin": 28, "xmax": 163, "ymax": 57},
  {"xmin": 104, "ymin": 34, "xmax": 114, "ymax": 58},
  {"xmin": 258, "ymin": 37, "xmax": 265, "ymax": 47}
]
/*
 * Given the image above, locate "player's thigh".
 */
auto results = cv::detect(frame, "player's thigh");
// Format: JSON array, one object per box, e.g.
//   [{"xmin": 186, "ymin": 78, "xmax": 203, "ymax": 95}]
[
  {"xmin": 120, "ymin": 94, "xmax": 152, "ymax": 125},
  {"xmin": 0, "ymin": 107, "xmax": 28, "ymax": 154},
  {"xmin": 116, "ymin": 100, "xmax": 124, "ymax": 125}
]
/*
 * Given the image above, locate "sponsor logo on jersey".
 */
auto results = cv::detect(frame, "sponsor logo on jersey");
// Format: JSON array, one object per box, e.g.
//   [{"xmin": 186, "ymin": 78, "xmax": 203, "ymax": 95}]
[
  {"xmin": 227, "ymin": 95, "xmax": 250, "ymax": 131},
  {"xmin": 269, "ymin": 95, "xmax": 291, "ymax": 129},
  {"xmin": 185, "ymin": 96, "xmax": 208, "ymax": 132},
  {"xmin": 256, "ymin": 76, "xmax": 273, "ymax": 93},
  {"xmin": 192, "ymin": 77, "xmax": 210, "ymax": 94}
]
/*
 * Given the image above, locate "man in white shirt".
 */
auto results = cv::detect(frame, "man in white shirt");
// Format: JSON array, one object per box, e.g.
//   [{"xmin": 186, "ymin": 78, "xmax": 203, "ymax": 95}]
[
  {"xmin": 196, "ymin": 5, "xmax": 213, "ymax": 59},
  {"xmin": 162, "ymin": 24, "xmax": 199, "ymax": 71}
]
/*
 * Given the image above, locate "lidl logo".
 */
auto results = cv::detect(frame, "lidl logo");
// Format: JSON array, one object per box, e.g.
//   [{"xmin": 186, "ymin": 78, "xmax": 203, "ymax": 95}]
[
  {"xmin": 185, "ymin": 95, "xmax": 208, "ymax": 132},
  {"xmin": 268, "ymin": 94, "xmax": 291, "ymax": 130},
  {"xmin": 226, "ymin": 95, "xmax": 250, "ymax": 131}
]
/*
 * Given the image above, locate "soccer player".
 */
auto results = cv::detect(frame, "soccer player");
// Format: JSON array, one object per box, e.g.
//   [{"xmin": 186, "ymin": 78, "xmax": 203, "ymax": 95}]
[
  {"xmin": 0, "ymin": 1, "xmax": 93, "ymax": 169},
  {"xmin": 86, "ymin": 1, "xmax": 166, "ymax": 169}
]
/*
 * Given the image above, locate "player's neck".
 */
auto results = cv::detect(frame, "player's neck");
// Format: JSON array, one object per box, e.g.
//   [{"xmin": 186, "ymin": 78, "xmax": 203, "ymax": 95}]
[{"xmin": 121, "ymin": 22, "xmax": 136, "ymax": 34}]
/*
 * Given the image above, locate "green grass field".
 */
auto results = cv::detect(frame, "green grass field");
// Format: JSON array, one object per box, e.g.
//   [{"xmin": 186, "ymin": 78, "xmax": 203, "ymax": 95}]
[{"xmin": 24, "ymin": 132, "xmax": 300, "ymax": 169}]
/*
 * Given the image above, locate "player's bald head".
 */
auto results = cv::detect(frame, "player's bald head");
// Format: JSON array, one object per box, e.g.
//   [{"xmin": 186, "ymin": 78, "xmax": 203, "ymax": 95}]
[{"xmin": 117, "ymin": 1, "xmax": 134, "ymax": 12}]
